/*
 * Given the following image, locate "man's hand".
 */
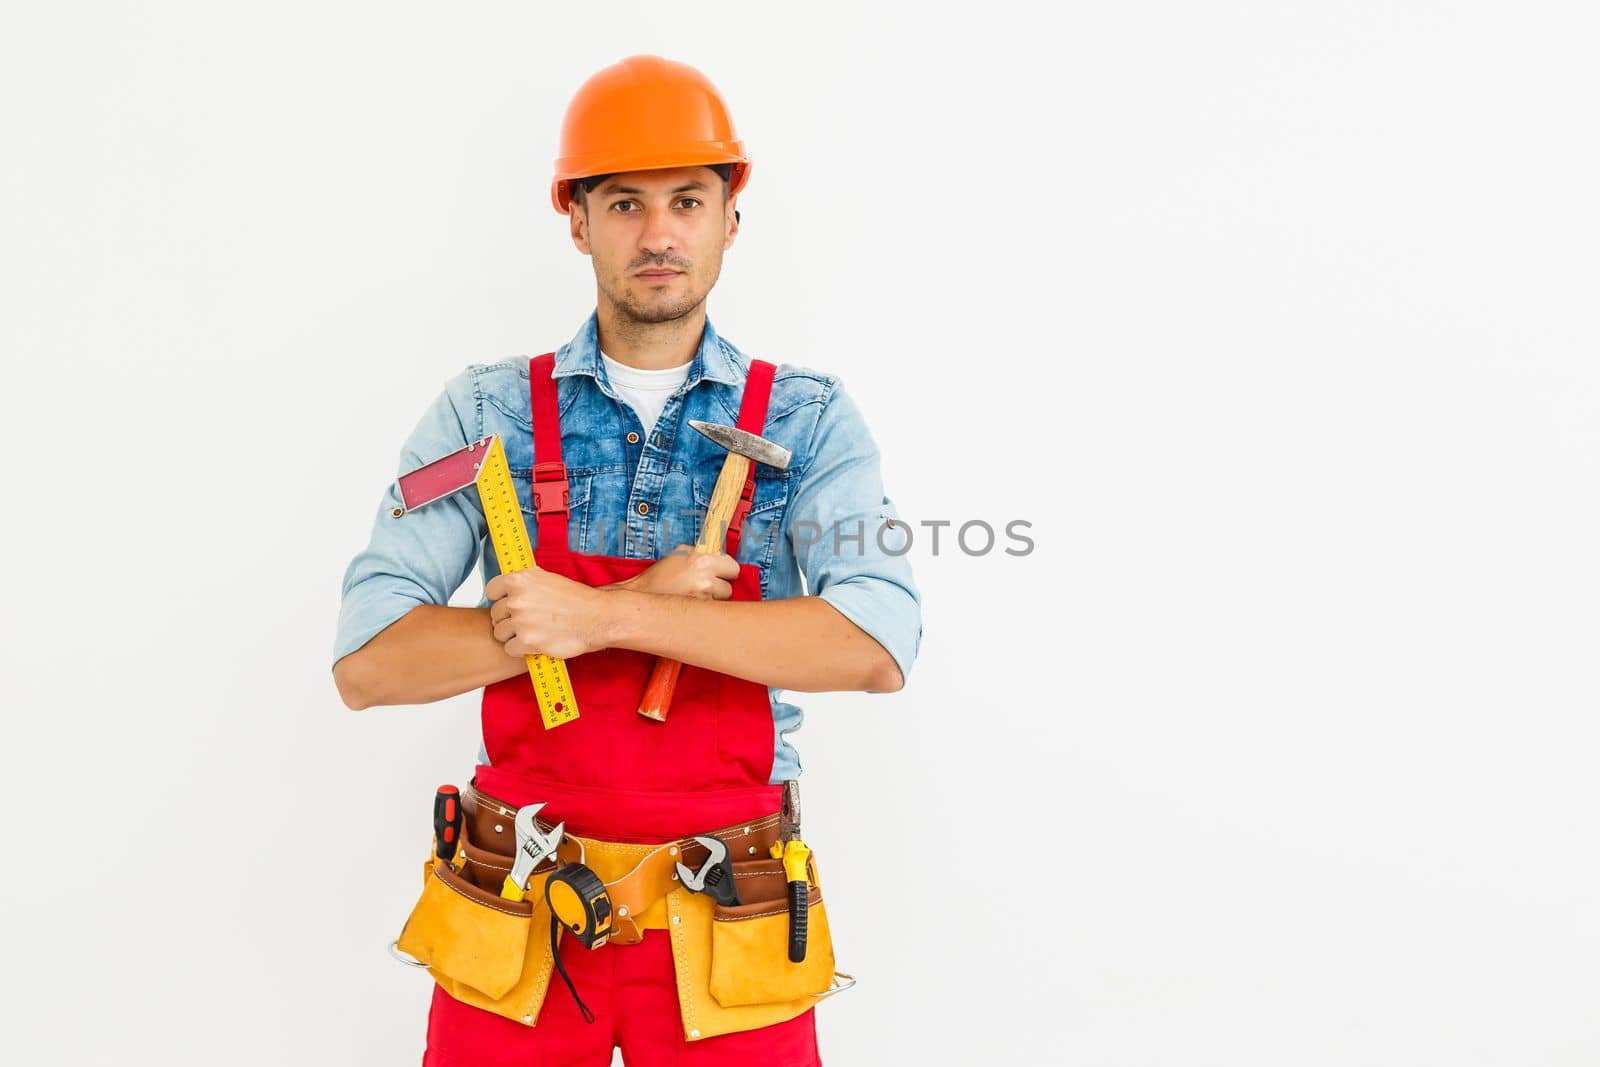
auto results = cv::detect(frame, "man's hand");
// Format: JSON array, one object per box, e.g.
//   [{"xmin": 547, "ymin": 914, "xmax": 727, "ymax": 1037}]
[
  {"xmin": 610, "ymin": 544, "xmax": 739, "ymax": 600},
  {"xmin": 486, "ymin": 569, "xmax": 613, "ymax": 660},
  {"xmin": 487, "ymin": 547, "xmax": 738, "ymax": 661}
]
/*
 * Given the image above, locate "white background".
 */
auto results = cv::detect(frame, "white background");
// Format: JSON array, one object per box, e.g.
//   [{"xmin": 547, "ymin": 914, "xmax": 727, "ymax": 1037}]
[{"xmin": 3, "ymin": 2, "xmax": 1597, "ymax": 1064}]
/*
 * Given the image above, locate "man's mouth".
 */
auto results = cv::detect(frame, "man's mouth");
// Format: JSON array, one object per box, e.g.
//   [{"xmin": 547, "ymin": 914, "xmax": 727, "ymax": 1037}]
[{"xmin": 637, "ymin": 269, "xmax": 681, "ymax": 279}]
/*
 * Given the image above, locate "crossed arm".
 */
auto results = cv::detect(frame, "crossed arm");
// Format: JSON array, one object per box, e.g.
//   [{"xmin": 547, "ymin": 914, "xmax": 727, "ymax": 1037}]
[
  {"xmin": 332, "ymin": 550, "xmax": 903, "ymax": 711},
  {"xmin": 332, "ymin": 374, "xmax": 918, "ymax": 712}
]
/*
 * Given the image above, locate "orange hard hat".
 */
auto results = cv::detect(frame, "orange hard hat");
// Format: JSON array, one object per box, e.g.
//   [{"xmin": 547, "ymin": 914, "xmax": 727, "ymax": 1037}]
[{"xmin": 551, "ymin": 54, "xmax": 752, "ymax": 215}]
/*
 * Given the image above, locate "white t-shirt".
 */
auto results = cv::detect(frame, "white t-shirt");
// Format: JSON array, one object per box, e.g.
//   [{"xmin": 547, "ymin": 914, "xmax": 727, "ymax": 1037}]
[{"xmin": 599, "ymin": 349, "xmax": 692, "ymax": 438}]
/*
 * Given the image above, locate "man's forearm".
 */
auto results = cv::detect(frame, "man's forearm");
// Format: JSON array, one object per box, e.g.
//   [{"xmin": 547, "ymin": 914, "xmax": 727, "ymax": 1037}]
[
  {"xmin": 335, "ymin": 584, "xmax": 903, "ymax": 710},
  {"xmin": 335, "ymin": 575, "xmax": 648, "ymax": 710},
  {"xmin": 334, "ymin": 605, "xmax": 523, "ymax": 710},
  {"xmin": 601, "ymin": 592, "xmax": 903, "ymax": 694}
]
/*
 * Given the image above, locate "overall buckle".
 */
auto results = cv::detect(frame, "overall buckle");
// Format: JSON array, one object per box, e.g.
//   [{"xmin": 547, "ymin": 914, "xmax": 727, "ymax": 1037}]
[{"xmin": 531, "ymin": 460, "xmax": 570, "ymax": 514}]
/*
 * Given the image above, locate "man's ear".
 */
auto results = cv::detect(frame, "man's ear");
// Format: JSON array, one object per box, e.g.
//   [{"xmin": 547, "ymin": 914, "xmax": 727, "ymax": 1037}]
[
  {"xmin": 725, "ymin": 195, "xmax": 740, "ymax": 249},
  {"xmin": 569, "ymin": 200, "xmax": 591, "ymax": 255}
]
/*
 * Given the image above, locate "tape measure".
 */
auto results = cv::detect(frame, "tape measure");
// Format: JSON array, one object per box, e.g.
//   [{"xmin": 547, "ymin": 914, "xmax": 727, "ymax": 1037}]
[
  {"xmin": 545, "ymin": 864, "xmax": 613, "ymax": 949},
  {"xmin": 394, "ymin": 433, "xmax": 580, "ymax": 729},
  {"xmin": 543, "ymin": 862, "xmax": 611, "ymax": 1023}
]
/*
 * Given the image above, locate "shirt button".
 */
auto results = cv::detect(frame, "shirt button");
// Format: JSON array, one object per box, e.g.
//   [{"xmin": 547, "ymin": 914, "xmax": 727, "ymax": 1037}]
[
  {"xmin": 626, "ymin": 431, "xmax": 640, "ymax": 444},
  {"xmin": 637, "ymin": 502, "xmax": 650, "ymax": 515}
]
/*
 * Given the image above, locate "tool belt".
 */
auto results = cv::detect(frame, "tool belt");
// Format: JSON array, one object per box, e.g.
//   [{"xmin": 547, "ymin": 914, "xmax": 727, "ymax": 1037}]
[{"xmin": 391, "ymin": 781, "xmax": 850, "ymax": 1042}]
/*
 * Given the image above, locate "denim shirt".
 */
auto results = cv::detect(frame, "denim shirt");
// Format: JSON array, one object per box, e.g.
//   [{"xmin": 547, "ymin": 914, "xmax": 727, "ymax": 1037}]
[{"xmin": 333, "ymin": 309, "xmax": 923, "ymax": 782}]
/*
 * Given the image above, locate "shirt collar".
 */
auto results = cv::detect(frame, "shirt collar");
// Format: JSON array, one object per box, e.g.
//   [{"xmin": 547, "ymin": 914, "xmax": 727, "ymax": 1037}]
[{"xmin": 553, "ymin": 308, "xmax": 744, "ymax": 389}]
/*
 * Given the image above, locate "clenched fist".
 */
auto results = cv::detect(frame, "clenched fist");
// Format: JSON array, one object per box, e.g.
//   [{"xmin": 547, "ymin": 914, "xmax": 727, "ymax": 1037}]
[
  {"xmin": 615, "ymin": 544, "xmax": 739, "ymax": 600},
  {"xmin": 485, "ymin": 568, "xmax": 610, "ymax": 660}
]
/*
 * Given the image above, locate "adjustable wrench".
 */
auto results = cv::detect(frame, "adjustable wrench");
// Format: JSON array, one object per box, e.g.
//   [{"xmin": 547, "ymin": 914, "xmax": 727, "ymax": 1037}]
[
  {"xmin": 674, "ymin": 835, "xmax": 741, "ymax": 907},
  {"xmin": 501, "ymin": 802, "xmax": 565, "ymax": 903}
]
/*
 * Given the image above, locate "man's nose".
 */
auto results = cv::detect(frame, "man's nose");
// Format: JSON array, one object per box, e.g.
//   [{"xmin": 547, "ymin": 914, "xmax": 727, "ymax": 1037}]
[{"xmin": 638, "ymin": 204, "xmax": 680, "ymax": 258}]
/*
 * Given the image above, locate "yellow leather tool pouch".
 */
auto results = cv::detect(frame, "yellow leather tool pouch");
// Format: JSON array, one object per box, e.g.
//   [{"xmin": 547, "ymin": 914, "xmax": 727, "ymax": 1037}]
[
  {"xmin": 391, "ymin": 788, "xmax": 851, "ymax": 1040},
  {"xmin": 395, "ymin": 852, "xmax": 535, "ymax": 1001},
  {"xmin": 707, "ymin": 854, "xmax": 836, "ymax": 1008}
]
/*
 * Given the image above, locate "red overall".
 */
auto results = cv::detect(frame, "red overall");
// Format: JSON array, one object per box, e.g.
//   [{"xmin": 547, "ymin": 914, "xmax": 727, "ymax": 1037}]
[{"xmin": 422, "ymin": 353, "xmax": 822, "ymax": 1067}]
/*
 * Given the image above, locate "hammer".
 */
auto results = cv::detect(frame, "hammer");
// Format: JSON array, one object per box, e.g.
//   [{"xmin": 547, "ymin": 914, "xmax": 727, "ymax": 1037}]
[{"xmin": 636, "ymin": 418, "xmax": 792, "ymax": 721}]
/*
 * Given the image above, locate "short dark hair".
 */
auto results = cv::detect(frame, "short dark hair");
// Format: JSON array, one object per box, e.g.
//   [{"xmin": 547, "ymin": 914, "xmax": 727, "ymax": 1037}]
[{"xmin": 573, "ymin": 162, "xmax": 733, "ymax": 211}]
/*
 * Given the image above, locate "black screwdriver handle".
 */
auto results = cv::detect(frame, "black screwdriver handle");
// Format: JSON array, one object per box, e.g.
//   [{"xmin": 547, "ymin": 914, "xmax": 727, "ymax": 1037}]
[{"xmin": 433, "ymin": 785, "xmax": 462, "ymax": 862}]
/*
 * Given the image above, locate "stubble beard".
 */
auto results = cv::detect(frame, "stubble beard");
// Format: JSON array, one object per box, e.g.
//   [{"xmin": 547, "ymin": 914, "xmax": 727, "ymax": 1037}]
[{"xmin": 611, "ymin": 282, "xmax": 702, "ymax": 325}]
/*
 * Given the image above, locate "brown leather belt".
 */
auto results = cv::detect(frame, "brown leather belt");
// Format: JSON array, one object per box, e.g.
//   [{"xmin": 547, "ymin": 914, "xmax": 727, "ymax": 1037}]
[{"xmin": 459, "ymin": 781, "xmax": 785, "ymax": 945}]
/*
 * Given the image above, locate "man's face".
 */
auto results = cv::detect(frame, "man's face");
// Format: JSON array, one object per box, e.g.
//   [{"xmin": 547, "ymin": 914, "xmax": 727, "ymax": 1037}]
[{"xmin": 569, "ymin": 165, "xmax": 738, "ymax": 325}]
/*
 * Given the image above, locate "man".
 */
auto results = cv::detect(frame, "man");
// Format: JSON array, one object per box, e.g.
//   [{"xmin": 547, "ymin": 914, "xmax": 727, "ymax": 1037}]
[{"xmin": 333, "ymin": 54, "xmax": 921, "ymax": 1065}]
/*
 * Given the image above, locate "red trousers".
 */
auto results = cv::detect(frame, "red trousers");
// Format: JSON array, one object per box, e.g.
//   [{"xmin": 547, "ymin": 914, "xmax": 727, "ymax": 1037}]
[{"xmin": 422, "ymin": 930, "xmax": 823, "ymax": 1066}]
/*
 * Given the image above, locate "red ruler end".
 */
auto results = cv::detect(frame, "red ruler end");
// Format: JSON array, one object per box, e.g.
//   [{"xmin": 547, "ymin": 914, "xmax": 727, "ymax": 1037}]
[{"xmin": 396, "ymin": 434, "xmax": 496, "ymax": 513}]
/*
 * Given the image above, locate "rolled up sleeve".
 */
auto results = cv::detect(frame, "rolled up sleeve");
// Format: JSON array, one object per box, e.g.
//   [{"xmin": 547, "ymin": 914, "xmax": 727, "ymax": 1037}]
[
  {"xmin": 786, "ymin": 379, "xmax": 923, "ymax": 686},
  {"xmin": 332, "ymin": 366, "xmax": 486, "ymax": 668}
]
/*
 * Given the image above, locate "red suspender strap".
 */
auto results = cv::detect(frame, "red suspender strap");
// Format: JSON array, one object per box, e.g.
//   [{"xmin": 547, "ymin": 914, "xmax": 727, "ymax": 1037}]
[
  {"xmin": 525, "ymin": 351, "xmax": 775, "ymax": 559},
  {"xmin": 527, "ymin": 352, "xmax": 569, "ymax": 553},
  {"xmin": 725, "ymin": 358, "xmax": 777, "ymax": 559}
]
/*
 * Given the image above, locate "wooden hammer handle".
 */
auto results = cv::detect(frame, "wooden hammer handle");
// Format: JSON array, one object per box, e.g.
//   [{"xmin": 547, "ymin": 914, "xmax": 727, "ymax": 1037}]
[
  {"xmin": 693, "ymin": 452, "xmax": 752, "ymax": 552},
  {"xmin": 637, "ymin": 452, "xmax": 752, "ymax": 721}
]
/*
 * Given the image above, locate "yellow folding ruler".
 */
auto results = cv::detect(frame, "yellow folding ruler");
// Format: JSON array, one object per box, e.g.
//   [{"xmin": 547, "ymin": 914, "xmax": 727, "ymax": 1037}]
[{"xmin": 393, "ymin": 433, "xmax": 579, "ymax": 729}]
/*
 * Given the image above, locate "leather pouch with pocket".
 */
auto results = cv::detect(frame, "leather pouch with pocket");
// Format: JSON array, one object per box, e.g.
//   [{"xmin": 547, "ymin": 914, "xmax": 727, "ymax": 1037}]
[
  {"xmin": 395, "ymin": 852, "xmax": 533, "ymax": 1001},
  {"xmin": 707, "ymin": 853, "xmax": 836, "ymax": 1008},
  {"xmin": 394, "ymin": 841, "xmax": 560, "ymax": 1023},
  {"xmin": 393, "ymin": 789, "xmax": 848, "ymax": 1039}
]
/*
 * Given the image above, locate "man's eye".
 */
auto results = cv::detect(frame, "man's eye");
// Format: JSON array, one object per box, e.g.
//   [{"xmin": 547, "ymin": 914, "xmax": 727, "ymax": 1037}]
[{"xmin": 609, "ymin": 198, "xmax": 700, "ymax": 212}]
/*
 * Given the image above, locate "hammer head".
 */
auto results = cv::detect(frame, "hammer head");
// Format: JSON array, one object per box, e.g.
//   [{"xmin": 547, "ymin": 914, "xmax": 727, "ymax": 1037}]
[{"xmin": 687, "ymin": 419, "xmax": 792, "ymax": 472}]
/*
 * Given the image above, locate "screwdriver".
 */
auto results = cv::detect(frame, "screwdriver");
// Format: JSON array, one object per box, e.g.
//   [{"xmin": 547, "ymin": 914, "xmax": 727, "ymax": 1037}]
[{"xmin": 433, "ymin": 785, "xmax": 463, "ymax": 862}]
